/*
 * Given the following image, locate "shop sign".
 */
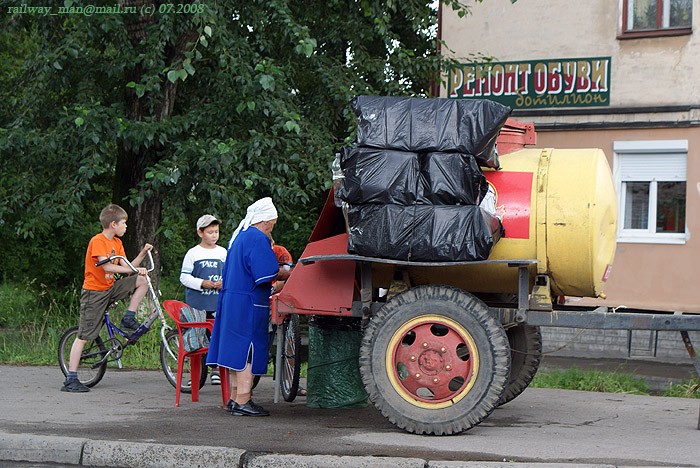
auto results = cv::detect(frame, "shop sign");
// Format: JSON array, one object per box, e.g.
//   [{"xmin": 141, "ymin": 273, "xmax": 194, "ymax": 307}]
[{"xmin": 448, "ymin": 57, "xmax": 611, "ymax": 109}]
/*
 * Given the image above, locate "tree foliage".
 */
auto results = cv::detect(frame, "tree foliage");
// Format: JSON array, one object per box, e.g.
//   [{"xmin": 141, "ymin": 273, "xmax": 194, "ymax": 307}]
[{"xmin": 0, "ymin": 0, "xmax": 479, "ymax": 289}]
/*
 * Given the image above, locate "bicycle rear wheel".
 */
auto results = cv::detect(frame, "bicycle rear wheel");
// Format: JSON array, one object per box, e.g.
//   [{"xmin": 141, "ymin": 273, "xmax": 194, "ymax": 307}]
[
  {"xmin": 280, "ymin": 314, "xmax": 301, "ymax": 402},
  {"xmin": 160, "ymin": 329, "xmax": 208, "ymax": 393},
  {"xmin": 57, "ymin": 325, "xmax": 107, "ymax": 387}
]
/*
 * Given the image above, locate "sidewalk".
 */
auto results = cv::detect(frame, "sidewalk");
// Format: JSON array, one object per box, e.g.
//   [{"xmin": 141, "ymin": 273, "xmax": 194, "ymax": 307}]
[{"xmin": 1, "ymin": 365, "xmax": 699, "ymax": 467}]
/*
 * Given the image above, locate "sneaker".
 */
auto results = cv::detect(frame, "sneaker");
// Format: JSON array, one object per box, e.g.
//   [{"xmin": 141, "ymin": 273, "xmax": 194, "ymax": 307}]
[
  {"xmin": 120, "ymin": 315, "xmax": 141, "ymax": 331},
  {"xmin": 210, "ymin": 371, "xmax": 220, "ymax": 385},
  {"xmin": 61, "ymin": 379, "xmax": 89, "ymax": 393}
]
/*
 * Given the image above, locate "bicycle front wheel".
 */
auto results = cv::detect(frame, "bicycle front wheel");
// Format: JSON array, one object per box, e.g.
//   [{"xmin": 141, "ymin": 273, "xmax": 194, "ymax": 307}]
[
  {"xmin": 57, "ymin": 325, "xmax": 107, "ymax": 388},
  {"xmin": 160, "ymin": 329, "xmax": 208, "ymax": 393}
]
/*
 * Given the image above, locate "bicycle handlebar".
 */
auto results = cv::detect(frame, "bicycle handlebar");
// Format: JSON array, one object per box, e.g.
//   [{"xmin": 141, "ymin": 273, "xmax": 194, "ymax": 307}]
[{"xmin": 95, "ymin": 250, "xmax": 155, "ymax": 273}]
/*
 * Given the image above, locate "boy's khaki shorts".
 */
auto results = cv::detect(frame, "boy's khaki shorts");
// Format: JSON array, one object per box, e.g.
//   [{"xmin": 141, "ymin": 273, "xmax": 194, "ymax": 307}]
[{"xmin": 78, "ymin": 275, "xmax": 139, "ymax": 340}]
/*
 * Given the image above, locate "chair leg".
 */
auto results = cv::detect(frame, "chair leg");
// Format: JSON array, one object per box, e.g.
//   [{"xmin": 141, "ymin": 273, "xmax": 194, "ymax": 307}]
[
  {"xmin": 220, "ymin": 367, "xmax": 230, "ymax": 407},
  {"xmin": 191, "ymin": 355, "xmax": 201, "ymax": 403},
  {"xmin": 175, "ymin": 354, "xmax": 184, "ymax": 407}
]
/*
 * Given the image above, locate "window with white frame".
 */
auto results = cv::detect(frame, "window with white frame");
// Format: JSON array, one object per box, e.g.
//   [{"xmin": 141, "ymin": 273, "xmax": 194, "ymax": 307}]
[
  {"xmin": 613, "ymin": 140, "xmax": 687, "ymax": 244},
  {"xmin": 621, "ymin": 0, "xmax": 692, "ymax": 37}
]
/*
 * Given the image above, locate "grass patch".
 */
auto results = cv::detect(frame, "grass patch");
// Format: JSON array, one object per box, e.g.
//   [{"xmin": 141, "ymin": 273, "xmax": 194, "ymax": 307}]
[
  {"xmin": 531, "ymin": 367, "xmax": 651, "ymax": 394},
  {"xmin": 532, "ymin": 367, "xmax": 699, "ymax": 399},
  {"xmin": 660, "ymin": 378, "xmax": 700, "ymax": 399}
]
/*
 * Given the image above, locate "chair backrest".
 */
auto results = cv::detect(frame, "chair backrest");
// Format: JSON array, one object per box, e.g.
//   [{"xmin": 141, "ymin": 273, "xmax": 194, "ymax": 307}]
[
  {"xmin": 163, "ymin": 300, "xmax": 189, "ymax": 325},
  {"xmin": 162, "ymin": 299, "xmax": 210, "ymax": 353}
]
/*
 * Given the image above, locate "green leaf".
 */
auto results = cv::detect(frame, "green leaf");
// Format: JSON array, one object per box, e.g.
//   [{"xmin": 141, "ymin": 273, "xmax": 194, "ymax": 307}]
[
  {"xmin": 167, "ymin": 70, "xmax": 179, "ymax": 83},
  {"xmin": 183, "ymin": 60, "xmax": 196, "ymax": 76},
  {"xmin": 52, "ymin": 61, "xmax": 62, "ymax": 70},
  {"xmin": 199, "ymin": 36, "xmax": 208, "ymax": 47},
  {"xmin": 204, "ymin": 26, "xmax": 212, "ymax": 37},
  {"xmin": 259, "ymin": 74, "xmax": 275, "ymax": 91},
  {"xmin": 74, "ymin": 117, "xmax": 84, "ymax": 127}
]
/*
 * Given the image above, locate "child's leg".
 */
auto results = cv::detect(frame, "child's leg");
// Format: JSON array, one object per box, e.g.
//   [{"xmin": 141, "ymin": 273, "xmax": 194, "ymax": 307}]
[
  {"xmin": 127, "ymin": 275, "xmax": 149, "ymax": 311},
  {"xmin": 70, "ymin": 289, "xmax": 108, "ymax": 374},
  {"xmin": 68, "ymin": 338, "xmax": 87, "ymax": 373},
  {"xmin": 111, "ymin": 275, "xmax": 146, "ymax": 329}
]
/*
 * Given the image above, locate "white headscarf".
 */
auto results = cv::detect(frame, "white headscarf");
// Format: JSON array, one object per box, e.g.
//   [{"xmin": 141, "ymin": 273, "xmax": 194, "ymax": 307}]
[{"xmin": 228, "ymin": 197, "xmax": 278, "ymax": 248}]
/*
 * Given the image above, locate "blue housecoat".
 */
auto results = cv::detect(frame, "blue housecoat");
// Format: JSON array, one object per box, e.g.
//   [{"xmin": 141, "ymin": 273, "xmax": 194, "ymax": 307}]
[{"xmin": 206, "ymin": 227, "xmax": 278, "ymax": 375}]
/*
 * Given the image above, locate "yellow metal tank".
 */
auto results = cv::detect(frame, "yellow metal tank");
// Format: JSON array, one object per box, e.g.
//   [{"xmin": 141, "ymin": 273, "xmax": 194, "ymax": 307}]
[{"xmin": 406, "ymin": 147, "xmax": 617, "ymax": 298}]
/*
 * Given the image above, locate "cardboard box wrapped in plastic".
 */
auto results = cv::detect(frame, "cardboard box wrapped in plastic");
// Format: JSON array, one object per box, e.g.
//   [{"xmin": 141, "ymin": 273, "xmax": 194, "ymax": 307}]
[
  {"xmin": 338, "ymin": 146, "xmax": 487, "ymax": 206},
  {"xmin": 345, "ymin": 204, "xmax": 504, "ymax": 262},
  {"xmin": 350, "ymin": 96, "xmax": 511, "ymax": 169}
]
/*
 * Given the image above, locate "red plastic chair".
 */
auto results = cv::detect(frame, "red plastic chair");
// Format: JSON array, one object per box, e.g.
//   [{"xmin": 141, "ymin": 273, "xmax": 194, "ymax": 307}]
[{"xmin": 163, "ymin": 300, "xmax": 213, "ymax": 407}]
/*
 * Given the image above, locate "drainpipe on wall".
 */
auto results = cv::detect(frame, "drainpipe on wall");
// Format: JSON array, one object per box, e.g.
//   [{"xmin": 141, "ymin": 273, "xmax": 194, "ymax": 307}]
[{"xmin": 430, "ymin": 1, "xmax": 443, "ymax": 98}]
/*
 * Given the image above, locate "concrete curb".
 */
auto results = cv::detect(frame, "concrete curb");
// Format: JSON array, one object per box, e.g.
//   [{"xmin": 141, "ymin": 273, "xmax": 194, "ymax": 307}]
[
  {"xmin": 0, "ymin": 433, "xmax": 668, "ymax": 468},
  {"xmin": 0, "ymin": 433, "xmax": 86, "ymax": 465},
  {"xmin": 83, "ymin": 440, "xmax": 245, "ymax": 468},
  {"xmin": 246, "ymin": 454, "xmax": 426, "ymax": 467}
]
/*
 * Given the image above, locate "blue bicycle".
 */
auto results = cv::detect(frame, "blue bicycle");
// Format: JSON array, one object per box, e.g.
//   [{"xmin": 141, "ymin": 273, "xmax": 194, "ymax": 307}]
[{"xmin": 57, "ymin": 252, "xmax": 208, "ymax": 391}]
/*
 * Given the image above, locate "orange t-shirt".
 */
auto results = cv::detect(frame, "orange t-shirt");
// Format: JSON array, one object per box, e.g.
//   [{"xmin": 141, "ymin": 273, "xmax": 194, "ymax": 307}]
[
  {"xmin": 272, "ymin": 245, "xmax": 293, "ymax": 265},
  {"xmin": 82, "ymin": 233, "xmax": 126, "ymax": 291}
]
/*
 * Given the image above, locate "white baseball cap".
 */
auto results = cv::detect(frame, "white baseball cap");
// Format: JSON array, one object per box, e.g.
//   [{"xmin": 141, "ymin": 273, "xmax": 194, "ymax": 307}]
[{"xmin": 196, "ymin": 214, "xmax": 220, "ymax": 230}]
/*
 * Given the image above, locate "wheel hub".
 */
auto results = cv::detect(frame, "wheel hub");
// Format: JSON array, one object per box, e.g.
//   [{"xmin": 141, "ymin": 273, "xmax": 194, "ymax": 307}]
[
  {"xmin": 417, "ymin": 346, "xmax": 446, "ymax": 375},
  {"xmin": 389, "ymin": 316, "xmax": 477, "ymax": 405}
]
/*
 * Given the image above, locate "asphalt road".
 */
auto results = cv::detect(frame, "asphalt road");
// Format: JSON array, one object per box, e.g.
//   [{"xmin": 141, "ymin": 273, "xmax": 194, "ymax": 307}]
[{"xmin": 1, "ymin": 365, "xmax": 699, "ymax": 467}]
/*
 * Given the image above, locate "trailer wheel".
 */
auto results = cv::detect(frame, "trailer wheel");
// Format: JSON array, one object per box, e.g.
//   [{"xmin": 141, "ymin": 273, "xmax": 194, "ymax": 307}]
[
  {"xmin": 359, "ymin": 285, "xmax": 510, "ymax": 435},
  {"xmin": 498, "ymin": 324, "xmax": 542, "ymax": 406}
]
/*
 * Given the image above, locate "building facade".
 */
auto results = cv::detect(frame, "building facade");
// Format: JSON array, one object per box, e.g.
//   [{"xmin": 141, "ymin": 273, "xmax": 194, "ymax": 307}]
[{"xmin": 440, "ymin": 0, "xmax": 699, "ymax": 313}]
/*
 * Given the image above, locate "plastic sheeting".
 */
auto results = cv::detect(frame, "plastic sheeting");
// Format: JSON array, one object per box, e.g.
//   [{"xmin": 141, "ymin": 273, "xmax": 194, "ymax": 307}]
[
  {"xmin": 419, "ymin": 151, "xmax": 487, "ymax": 205},
  {"xmin": 346, "ymin": 204, "xmax": 503, "ymax": 262},
  {"xmin": 338, "ymin": 146, "xmax": 487, "ymax": 206},
  {"xmin": 338, "ymin": 147, "xmax": 422, "ymax": 205},
  {"xmin": 351, "ymin": 96, "xmax": 511, "ymax": 169},
  {"xmin": 306, "ymin": 317, "xmax": 367, "ymax": 409}
]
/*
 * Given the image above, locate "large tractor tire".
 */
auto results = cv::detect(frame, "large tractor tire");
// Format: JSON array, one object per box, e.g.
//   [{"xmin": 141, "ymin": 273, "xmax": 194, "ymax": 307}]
[
  {"xmin": 359, "ymin": 285, "xmax": 510, "ymax": 435},
  {"xmin": 498, "ymin": 324, "xmax": 542, "ymax": 406}
]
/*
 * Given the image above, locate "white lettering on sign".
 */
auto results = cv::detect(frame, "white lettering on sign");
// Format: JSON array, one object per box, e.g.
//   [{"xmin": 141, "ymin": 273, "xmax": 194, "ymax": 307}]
[{"xmin": 449, "ymin": 57, "xmax": 610, "ymax": 108}]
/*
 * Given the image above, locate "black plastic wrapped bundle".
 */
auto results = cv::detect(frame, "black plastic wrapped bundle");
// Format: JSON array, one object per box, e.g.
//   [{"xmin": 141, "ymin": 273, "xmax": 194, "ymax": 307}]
[
  {"xmin": 351, "ymin": 96, "xmax": 511, "ymax": 169},
  {"xmin": 346, "ymin": 204, "xmax": 503, "ymax": 262},
  {"xmin": 337, "ymin": 146, "xmax": 425, "ymax": 205},
  {"xmin": 419, "ymin": 152, "xmax": 487, "ymax": 205},
  {"xmin": 338, "ymin": 147, "xmax": 487, "ymax": 206}
]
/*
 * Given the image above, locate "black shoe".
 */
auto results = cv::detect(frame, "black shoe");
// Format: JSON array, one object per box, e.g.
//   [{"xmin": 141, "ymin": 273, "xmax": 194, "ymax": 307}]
[
  {"xmin": 231, "ymin": 400, "xmax": 269, "ymax": 417},
  {"xmin": 120, "ymin": 316, "xmax": 140, "ymax": 331},
  {"xmin": 61, "ymin": 379, "xmax": 89, "ymax": 393},
  {"xmin": 226, "ymin": 399, "xmax": 235, "ymax": 413}
]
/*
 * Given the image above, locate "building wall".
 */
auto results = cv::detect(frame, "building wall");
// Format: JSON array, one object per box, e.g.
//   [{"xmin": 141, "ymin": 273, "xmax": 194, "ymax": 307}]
[
  {"xmin": 441, "ymin": 0, "xmax": 700, "ymax": 313},
  {"xmin": 537, "ymin": 127, "xmax": 700, "ymax": 312},
  {"xmin": 441, "ymin": 0, "xmax": 700, "ymax": 109}
]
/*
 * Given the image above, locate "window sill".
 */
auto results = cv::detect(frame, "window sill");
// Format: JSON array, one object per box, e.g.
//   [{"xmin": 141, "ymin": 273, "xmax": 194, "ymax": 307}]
[
  {"xmin": 618, "ymin": 27, "xmax": 692, "ymax": 40},
  {"xmin": 617, "ymin": 234, "xmax": 687, "ymax": 245}
]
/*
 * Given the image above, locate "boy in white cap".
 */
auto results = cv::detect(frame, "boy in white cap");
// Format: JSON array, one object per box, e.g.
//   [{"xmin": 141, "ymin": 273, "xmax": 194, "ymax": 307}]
[{"xmin": 180, "ymin": 214, "xmax": 227, "ymax": 385}]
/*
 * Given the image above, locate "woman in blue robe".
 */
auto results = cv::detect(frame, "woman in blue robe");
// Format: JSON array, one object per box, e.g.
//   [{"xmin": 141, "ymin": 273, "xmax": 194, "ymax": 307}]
[{"xmin": 207, "ymin": 197, "xmax": 288, "ymax": 416}]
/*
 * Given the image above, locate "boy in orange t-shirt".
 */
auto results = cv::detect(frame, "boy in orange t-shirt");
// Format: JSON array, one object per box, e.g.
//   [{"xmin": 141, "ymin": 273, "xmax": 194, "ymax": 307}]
[{"xmin": 61, "ymin": 204, "xmax": 153, "ymax": 393}]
